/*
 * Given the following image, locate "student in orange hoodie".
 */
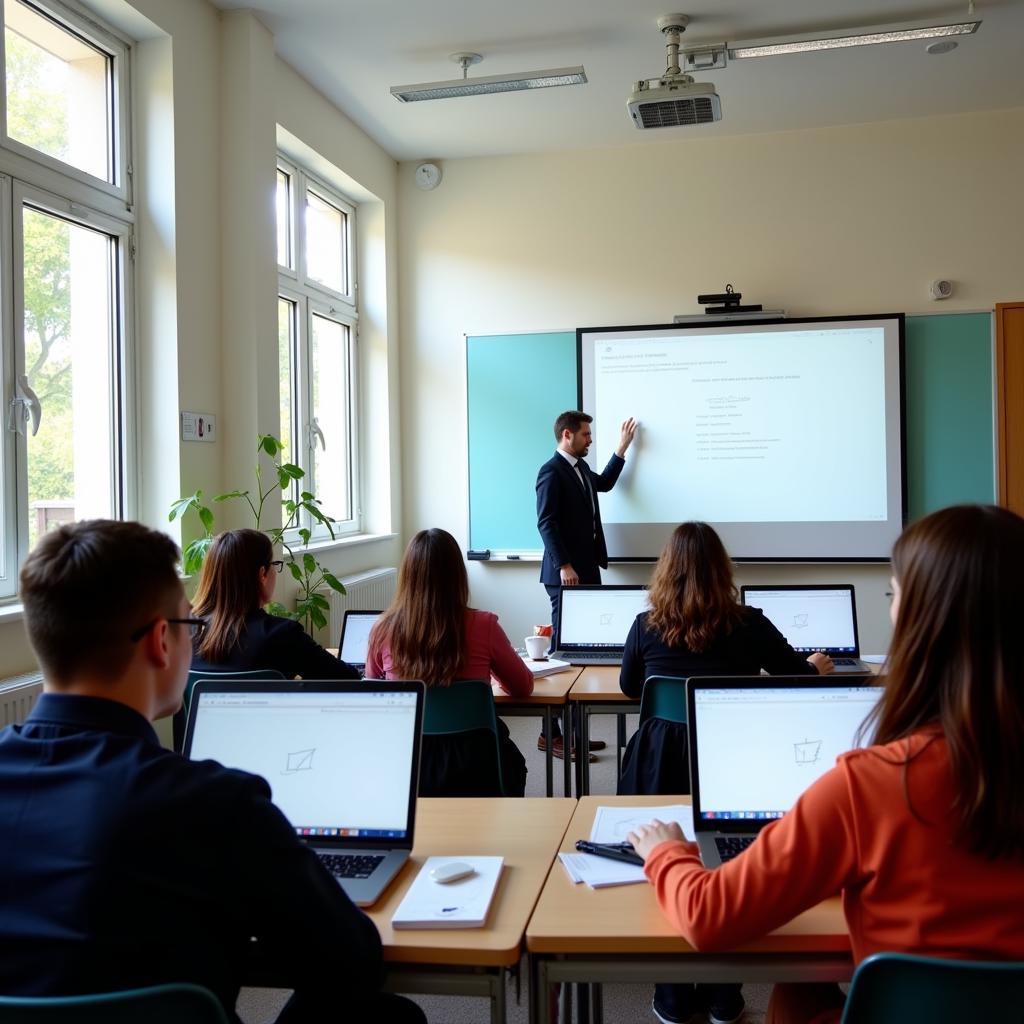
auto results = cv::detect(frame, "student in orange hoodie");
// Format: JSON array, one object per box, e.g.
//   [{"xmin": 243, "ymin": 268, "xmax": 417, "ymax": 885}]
[{"xmin": 629, "ymin": 504, "xmax": 1024, "ymax": 1024}]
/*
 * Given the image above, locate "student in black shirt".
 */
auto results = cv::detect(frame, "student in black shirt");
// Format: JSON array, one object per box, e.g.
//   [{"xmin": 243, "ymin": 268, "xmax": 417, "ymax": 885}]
[
  {"xmin": 190, "ymin": 528, "xmax": 358, "ymax": 680},
  {"xmin": 0, "ymin": 519, "xmax": 422, "ymax": 1023}
]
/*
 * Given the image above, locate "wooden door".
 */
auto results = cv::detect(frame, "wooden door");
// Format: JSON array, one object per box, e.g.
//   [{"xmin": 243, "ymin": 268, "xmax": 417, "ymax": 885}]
[{"xmin": 996, "ymin": 302, "xmax": 1024, "ymax": 514}]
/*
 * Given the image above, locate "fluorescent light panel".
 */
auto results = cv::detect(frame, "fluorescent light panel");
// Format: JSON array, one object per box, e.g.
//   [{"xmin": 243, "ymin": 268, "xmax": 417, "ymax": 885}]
[
  {"xmin": 391, "ymin": 66, "xmax": 586, "ymax": 102},
  {"xmin": 729, "ymin": 21, "xmax": 980, "ymax": 59}
]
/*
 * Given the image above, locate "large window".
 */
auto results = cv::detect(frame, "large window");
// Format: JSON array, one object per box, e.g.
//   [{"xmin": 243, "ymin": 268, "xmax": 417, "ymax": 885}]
[
  {"xmin": 277, "ymin": 156, "xmax": 358, "ymax": 537},
  {"xmin": 0, "ymin": 0, "xmax": 133, "ymax": 601}
]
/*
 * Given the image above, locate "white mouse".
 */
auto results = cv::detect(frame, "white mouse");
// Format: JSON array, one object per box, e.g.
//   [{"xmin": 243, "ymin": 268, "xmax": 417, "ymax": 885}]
[{"xmin": 429, "ymin": 861, "xmax": 476, "ymax": 884}]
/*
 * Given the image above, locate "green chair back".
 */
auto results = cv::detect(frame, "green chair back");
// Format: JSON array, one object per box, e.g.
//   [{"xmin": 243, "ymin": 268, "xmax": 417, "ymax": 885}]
[
  {"xmin": 638, "ymin": 675, "xmax": 688, "ymax": 726},
  {"xmin": 0, "ymin": 983, "xmax": 228, "ymax": 1023},
  {"xmin": 174, "ymin": 668, "xmax": 286, "ymax": 752},
  {"xmin": 841, "ymin": 952, "xmax": 1024, "ymax": 1022},
  {"xmin": 421, "ymin": 679, "xmax": 504, "ymax": 796}
]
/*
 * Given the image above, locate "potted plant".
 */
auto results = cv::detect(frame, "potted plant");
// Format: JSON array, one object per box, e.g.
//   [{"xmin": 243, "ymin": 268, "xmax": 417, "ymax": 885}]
[{"xmin": 169, "ymin": 434, "xmax": 345, "ymax": 635}]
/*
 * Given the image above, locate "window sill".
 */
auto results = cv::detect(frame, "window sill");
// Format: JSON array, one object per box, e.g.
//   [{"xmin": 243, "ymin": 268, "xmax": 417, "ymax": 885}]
[
  {"xmin": 302, "ymin": 532, "xmax": 397, "ymax": 555},
  {"xmin": 0, "ymin": 602, "xmax": 24, "ymax": 625}
]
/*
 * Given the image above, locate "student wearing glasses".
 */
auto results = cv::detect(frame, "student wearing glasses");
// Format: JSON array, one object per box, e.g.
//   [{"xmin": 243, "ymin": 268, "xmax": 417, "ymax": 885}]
[
  {"xmin": 190, "ymin": 528, "xmax": 359, "ymax": 680},
  {"xmin": 0, "ymin": 519, "xmax": 423, "ymax": 1023}
]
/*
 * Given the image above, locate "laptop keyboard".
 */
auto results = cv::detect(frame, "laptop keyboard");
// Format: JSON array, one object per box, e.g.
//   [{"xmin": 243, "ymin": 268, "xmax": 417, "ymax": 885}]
[
  {"xmin": 564, "ymin": 651, "xmax": 619, "ymax": 662},
  {"xmin": 832, "ymin": 657, "xmax": 858, "ymax": 666},
  {"xmin": 715, "ymin": 836, "xmax": 756, "ymax": 862},
  {"xmin": 320, "ymin": 853, "xmax": 384, "ymax": 879}
]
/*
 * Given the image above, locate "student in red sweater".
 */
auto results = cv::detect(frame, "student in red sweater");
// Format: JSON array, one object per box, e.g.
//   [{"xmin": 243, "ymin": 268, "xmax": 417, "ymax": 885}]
[
  {"xmin": 628, "ymin": 504, "xmax": 1024, "ymax": 1024},
  {"xmin": 366, "ymin": 528, "xmax": 533, "ymax": 797}
]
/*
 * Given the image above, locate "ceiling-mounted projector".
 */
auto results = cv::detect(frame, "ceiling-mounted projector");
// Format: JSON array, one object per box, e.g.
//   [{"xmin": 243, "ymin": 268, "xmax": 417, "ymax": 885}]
[{"xmin": 629, "ymin": 14, "xmax": 721, "ymax": 129}]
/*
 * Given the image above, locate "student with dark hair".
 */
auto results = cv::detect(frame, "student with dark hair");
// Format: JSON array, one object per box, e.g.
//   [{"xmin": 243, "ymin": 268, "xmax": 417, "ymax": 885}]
[
  {"xmin": 619, "ymin": 522, "xmax": 832, "ymax": 1024},
  {"xmin": 629, "ymin": 505, "xmax": 1024, "ymax": 1024},
  {"xmin": 190, "ymin": 527, "xmax": 358, "ymax": 679},
  {"xmin": 535, "ymin": 408, "xmax": 637, "ymax": 758},
  {"xmin": 0, "ymin": 519, "xmax": 423, "ymax": 1023},
  {"xmin": 366, "ymin": 527, "xmax": 531, "ymax": 796}
]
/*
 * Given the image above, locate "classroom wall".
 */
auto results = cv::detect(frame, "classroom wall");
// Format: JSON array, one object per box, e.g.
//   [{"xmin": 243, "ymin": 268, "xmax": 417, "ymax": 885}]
[
  {"xmin": 397, "ymin": 107, "xmax": 1024, "ymax": 654},
  {"xmin": 0, "ymin": 0, "xmax": 403, "ymax": 680}
]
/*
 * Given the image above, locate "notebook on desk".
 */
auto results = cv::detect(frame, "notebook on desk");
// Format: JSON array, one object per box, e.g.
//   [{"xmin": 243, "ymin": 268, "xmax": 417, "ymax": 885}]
[
  {"xmin": 686, "ymin": 676, "xmax": 882, "ymax": 868},
  {"xmin": 740, "ymin": 584, "xmax": 872, "ymax": 673},
  {"xmin": 337, "ymin": 610, "xmax": 382, "ymax": 674},
  {"xmin": 552, "ymin": 585, "xmax": 650, "ymax": 665},
  {"xmin": 184, "ymin": 679, "xmax": 423, "ymax": 906}
]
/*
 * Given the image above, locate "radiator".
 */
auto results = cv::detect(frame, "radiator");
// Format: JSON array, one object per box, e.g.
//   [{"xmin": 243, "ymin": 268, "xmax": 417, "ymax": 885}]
[
  {"xmin": 1, "ymin": 673, "xmax": 44, "ymax": 727},
  {"xmin": 325, "ymin": 567, "xmax": 397, "ymax": 646}
]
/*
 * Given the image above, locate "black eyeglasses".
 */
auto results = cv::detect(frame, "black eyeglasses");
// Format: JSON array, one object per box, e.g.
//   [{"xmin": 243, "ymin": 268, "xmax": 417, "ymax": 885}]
[
  {"xmin": 130, "ymin": 617, "xmax": 207, "ymax": 643},
  {"xmin": 268, "ymin": 560, "xmax": 285, "ymax": 573}
]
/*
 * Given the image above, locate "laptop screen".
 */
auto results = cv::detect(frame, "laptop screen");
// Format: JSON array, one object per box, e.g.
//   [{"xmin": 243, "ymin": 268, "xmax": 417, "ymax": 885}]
[
  {"xmin": 339, "ymin": 611, "xmax": 381, "ymax": 665},
  {"xmin": 691, "ymin": 684, "xmax": 881, "ymax": 824},
  {"xmin": 558, "ymin": 586, "xmax": 650, "ymax": 649},
  {"xmin": 187, "ymin": 688, "xmax": 418, "ymax": 840},
  {"xmin": 742, "ymin": 586, "xmax": 859, "ymax": 654}
]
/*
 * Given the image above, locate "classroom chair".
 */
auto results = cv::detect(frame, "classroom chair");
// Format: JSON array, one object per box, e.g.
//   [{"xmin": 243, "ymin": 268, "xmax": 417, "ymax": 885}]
[
  {"xmin": 638, "ymin": 675, "xmax": 688, "ymax": 726},
  {"xmin": 0, "ymin": 983, "xmax": 228, "ymax": 1023},
  {"xmin": 173, "ymin": 668, "xmax": 286, "ymax": 752},
  {"xmin": 841, "ymin": 951, "xmax": 1024, "ymax": 1022},
  {"xmin": 420, "ymin": 679, "xmax": 505, "ymax": 797}
]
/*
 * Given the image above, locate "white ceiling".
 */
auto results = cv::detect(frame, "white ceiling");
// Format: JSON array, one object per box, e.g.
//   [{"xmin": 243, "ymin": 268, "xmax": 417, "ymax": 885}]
[{"xmin": 211, "ymin": 0, "xmax": 1024, "ymax": 161}]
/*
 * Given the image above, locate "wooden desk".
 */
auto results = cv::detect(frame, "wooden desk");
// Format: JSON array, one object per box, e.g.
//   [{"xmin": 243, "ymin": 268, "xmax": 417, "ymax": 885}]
[
  {"xmin": 526, "ymin": 796, "xmax": 852, "ymax": 1024},
  {"xmin": 493, "ymin": 667, "xmax": 581, "ymax": 797},
  {"xmin": 367, "ymin": 797, "xmax": 576, "ymax": 1024},
  {"xmin": 568, "ymin": 667, "xmax": 638, "ymax": 797}
]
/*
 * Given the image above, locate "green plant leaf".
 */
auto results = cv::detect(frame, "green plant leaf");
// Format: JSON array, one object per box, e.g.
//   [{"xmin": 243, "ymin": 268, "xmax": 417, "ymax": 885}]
[
  {"xmin": 277, "ymin": 468, "xmax": 291, "ymax": 491},
  {"xmin": 299, "ymin": 528, "xmax": 311, "ymax": 546},
  {"xmin": 323, "ymin": 572, "xmax": 346, "ymax": 594},
  {"xmin": 213, "ymin": 490, "xmax": 248, "ymax": 502},
  {"xmin": 282, "ymin": 463, "xmax": 304, "ymax": 479},
  {"xmin": 288, "ymin": 561, "xmax": 303, "ymax": 582},
  {"xmin": 311, "ymin": 606, "xmax": 327, "ymax": 630},
  {"xmin": 303, "ymin": 552, "xmax": 316, "ymax": 573},
  {"xmin": 300, "ymin": 491, "xmax": 314, "ymax": 501},
  {"xmin": 265, "ymin": 600, "xmax": 299, "ymax": 621},
  {"xmin": 258, "ymin": 434, "xmax": 281, "ymax": 456},
  {"xmin": 310, "ymin": 593, "xmax": 330, "ymax": 610},
  {"xmin": 267, "ymin": 528, "xmax": 284, "ymax": 545},
  {"xmin": 197, "ymin": 505, "xmax": 215, "ymax": 533},
  {"xmin": 168, "ymin": 491, "xmax": 201, "ymax": 522},
  {"xmin": 182, "ymin": 535, "xmax": 213, "ymax": 576}
]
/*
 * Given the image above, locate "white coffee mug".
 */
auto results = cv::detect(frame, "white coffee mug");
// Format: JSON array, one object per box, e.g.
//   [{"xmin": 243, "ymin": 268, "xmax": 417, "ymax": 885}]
[{"xmin": 524, "ymin": 634, "xmax": 549, "ymax": 660}]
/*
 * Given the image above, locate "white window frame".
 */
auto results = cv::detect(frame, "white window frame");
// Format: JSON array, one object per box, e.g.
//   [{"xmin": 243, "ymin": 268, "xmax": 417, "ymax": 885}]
[
  {"xmin": 276, "ymin": 154, "xmax": 360, "ymax": 541},
  {"xmin": 0, "ymin": 0, "xmax": 133, "ymax": 209},
  {"xmin": 0, "ymin": 0, "xmax": 134, "ymax": 601}
]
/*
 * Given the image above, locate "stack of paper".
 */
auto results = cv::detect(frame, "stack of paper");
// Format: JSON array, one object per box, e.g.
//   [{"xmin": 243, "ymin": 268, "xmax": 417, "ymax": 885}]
[
  {"xmin": 520, "ymin": 654, "xmax": 572, "ymax": 677},
  {"xmin": 560, "ymin": 804, "xmax": 696, "ymax": 889},
  {"xmin": 392, "ymin": 856, "xmax": 503, "ymax": 929}
]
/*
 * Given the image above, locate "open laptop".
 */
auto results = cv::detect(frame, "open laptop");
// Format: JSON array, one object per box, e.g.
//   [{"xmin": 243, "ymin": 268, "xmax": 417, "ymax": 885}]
[
  {"xmin": 553, "ymin": 585, "xmax": 650, "ymax": 665},
  {"xmin": 740, "ymin": 584, "xmax": 872, "ymax": 673},
  {"xmin": 337, "ymin": 610, "xmax": 382, "ymax": 675},
  {"xmin": 184, "ymin": 679, "xmax": 423, "ymax": 906},
  {"xmin": 686, "ymin": 676, "xmax": 882, "ymax": 867}
]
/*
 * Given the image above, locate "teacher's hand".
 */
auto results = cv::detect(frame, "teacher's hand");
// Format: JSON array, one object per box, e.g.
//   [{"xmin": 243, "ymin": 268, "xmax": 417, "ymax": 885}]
[
  {"xmin": 627, "ymin": 819, "xmax": 686, "ymax": 861},
  {"xmin": 616, "ymin": 417, "xmax": 638, "ymax": 457},
  {"xmin": 560, "ymin": 565, "xmax": 580, "ymax": 586}
]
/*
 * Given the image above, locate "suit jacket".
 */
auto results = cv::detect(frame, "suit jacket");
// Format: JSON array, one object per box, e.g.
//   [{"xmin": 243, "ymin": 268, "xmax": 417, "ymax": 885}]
[
  {"xmin": 536, "ymin": 451, "xmax": 625, "ymax": 586},
  {"xmin": 0, "ymin": 694, "xmax": 382, "ymax": 1016}
]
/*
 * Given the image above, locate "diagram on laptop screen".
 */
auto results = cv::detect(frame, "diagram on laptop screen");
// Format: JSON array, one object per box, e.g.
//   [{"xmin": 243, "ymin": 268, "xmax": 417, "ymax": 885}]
[
  {"xmin": 284, "ymin": 748, "xmax": 316, "ymax": 774},
  {"xmin": 793, "ymin": 739, "xmax": 821, "ymax": 765}
]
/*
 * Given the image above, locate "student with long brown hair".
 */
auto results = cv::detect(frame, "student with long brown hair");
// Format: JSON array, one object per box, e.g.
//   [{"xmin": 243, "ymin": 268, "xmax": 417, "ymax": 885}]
[
  {"xmin": 190, "ymin": 528, "xmax": 358, "ymax": 680},
  {"xmin": 619, "ymin": 522, "xmax": 831, "ymax": 1024},
  {"xmin": 629, "ymin": 505, "xmax": 1024, "ymax": 1024},
  {"xmin": 366, "ymin": 528, "xmax": 533, "ymax": 797}
]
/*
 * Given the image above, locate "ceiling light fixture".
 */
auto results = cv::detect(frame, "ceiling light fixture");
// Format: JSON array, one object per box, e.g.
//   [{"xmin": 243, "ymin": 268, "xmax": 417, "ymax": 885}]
[
  {"xmin": 727, "ymin": 20, "xmax": 980, "ymax": 60},
  {"xmin": 390, "ymin": 52, "xmax": 587, "ymax": 103}
]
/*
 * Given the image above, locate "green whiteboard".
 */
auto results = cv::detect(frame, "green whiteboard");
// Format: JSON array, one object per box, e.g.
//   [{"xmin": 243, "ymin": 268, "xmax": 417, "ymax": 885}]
[{"xmin": 466, "ymin": 314, "xmax": 994, "ymax": 555}]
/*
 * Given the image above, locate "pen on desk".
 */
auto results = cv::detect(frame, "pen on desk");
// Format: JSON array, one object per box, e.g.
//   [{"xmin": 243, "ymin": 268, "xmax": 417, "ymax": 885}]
[
  {"xmin": 574, "ymin": 840, "xmax": 644, "ymax": 866},
  {"xmin": 506, "ymin": 554, "xmax": 520, "ymax": 560}
]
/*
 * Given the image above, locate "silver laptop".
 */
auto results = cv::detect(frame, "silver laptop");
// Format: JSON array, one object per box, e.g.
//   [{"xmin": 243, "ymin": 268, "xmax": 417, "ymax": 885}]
[
  {"xmin": 741, "ymin": 584, "xmax": 872, "ymax": 673},
  {"xmin": 686, "ymin": 676, "xmax": 881, "ymax": 867},
  {"xmin": 553, "ymin": 585, "xmax": 650, "ymax": 665},
  {"xmin": 184, "ymin": 679, "xmax": 423, "ymax": 906},
  {"xmin": 338, "ymin": 610, "xmax": 382, "ymax": 674}
]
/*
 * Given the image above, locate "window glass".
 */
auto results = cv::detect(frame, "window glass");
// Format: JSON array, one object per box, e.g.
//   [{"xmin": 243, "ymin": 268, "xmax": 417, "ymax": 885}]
[
  {"xmin": 276, "ymin": 168, "xmax": 291, "ymax": 268},
  {"xmin": 304, "ymin": 189, "xmax": 345, "ymax": 294},
  {"xmin": 5, "ymin": 0, "xmax": 112, "ymax": 182},
  {"xmin": 277, "ymin": 296, "xmax": 297, "ymax": 503},
  {"xmin": 310, "ymin": 313, "xmax": 351, "ymax": 523},
  {"xmin": 23, "ymin": 206, "xmax": 115, "ymax": 550}
]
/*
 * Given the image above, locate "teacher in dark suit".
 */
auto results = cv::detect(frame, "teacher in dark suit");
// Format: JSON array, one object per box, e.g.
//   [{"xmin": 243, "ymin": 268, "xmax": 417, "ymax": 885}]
[{"xmin": 535, "ymin": 410, "xmax": 637, "ymax": 757}]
